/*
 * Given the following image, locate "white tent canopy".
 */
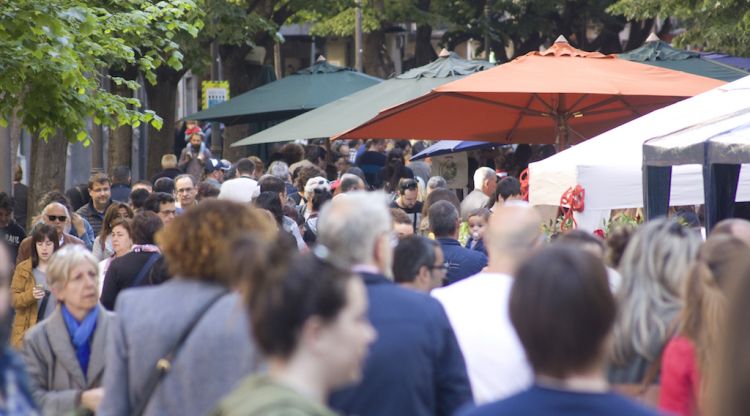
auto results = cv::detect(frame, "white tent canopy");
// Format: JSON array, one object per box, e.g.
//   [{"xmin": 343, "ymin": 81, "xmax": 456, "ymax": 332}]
[{"xmin": 529, "ymin": 75, "xmax": 750, "ymax": 230}]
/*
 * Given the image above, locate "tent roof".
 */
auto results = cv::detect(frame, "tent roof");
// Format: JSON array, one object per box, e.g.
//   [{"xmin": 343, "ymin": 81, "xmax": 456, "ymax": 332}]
[
  {"xmin": 231, "ymin": 52, "xmax": 493, "ymax": 146},
  {"xmin": 702, "ymin": 52, "xmax": 750, "ymax": 72},
  {"xmin": 619, "ymin": 39, "xmax": 749, "ymax": 82},
  {"xmin": 409, "ymin": 140, "xmax": 499, "ymax": 161},
  {"xmin": 528, "ymin": 75, "xmax": 750, "ymax": 211},
  {"xmin": 185, "ymin": 60, "xmax": 381, "ymax": 125},
  {"xmin": 643, "ymin": 108, "xmax": 750, "ymax": 166},
  {"xmin": 232, "ymin": 52, "xmax": 493, "ymax": 146}
]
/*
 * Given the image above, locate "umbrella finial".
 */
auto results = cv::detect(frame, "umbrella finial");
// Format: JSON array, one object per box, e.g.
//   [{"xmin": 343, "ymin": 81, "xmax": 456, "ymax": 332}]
[
  {"xmin": 554, "ymin": 35, "xmax": 569, "ymax": 44},
  {"xmin": 316, "ymin": 55, "xmax": 327, "ymax": 62},
  {"xmin": 645, "ymin": 33, "xmax": 661, "ymax": 43},
  {"xmin": 438, "ymin": 48, "xmax": 451, "ymax": 58}
]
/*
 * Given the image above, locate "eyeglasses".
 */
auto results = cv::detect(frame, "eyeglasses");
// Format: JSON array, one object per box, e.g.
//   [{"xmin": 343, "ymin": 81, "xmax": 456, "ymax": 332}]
[
  {"xmin": 47, "ymin": 215, "xmax": 67, "ymax": 222},
  {"xmin": 428, "ymin": 263, "xmax": 448, "ymax": 272}
]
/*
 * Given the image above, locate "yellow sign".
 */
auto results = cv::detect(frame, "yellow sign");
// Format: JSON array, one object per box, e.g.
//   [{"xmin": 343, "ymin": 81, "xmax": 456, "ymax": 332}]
[{"xmin": 202, "ymin": 81, "xmax": 230, "ymax": 109}]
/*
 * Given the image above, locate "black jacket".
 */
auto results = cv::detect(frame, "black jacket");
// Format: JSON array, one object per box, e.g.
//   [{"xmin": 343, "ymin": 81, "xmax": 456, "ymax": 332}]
[{"xmin": 100, "ymin": 251, "xmax": 170, "ymax": 310}]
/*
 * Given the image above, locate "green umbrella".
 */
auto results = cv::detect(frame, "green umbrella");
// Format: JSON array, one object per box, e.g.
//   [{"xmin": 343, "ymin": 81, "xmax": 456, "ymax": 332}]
[
  {"xmin": 619, "ymin": 34, "xmax": 748, "ymax": 82},
  {"xmin": 185, "ymin": 58, "xmax": 381, "ymax": 125},
  {"xmin": 232, "ymin": 50, "xmax": 494, "ymax": 146}
]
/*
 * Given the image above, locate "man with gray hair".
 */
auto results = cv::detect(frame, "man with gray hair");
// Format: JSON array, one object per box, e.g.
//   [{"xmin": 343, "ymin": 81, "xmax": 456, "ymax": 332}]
[
  {"xmin": 432, "ymin": 205, "xmax": 542, "ymax": 404},
  {"xmin": 338, "ymin": 173, "xmax": 365, "ymax": 194},
  {"xmin": 430, "ymin": 200, "xmax": 487, "ymax": 284},
  {"xmin": 16, "ymin": 203, "xmax": 85, "ymax": 264},
  {"xmin": 267, "ymin": 160, "xmax": 298, "ymax": 201},
  {"xmin": 460, "ymin": 167, "xmax": 496, "ymax": 220},
  {"xmin": 320, "ymin": 192, "xmax": 472, "ymax": 416},
  {"xmin": 426, "ymin": 176, "xmax": 447, "ymax": 195}
]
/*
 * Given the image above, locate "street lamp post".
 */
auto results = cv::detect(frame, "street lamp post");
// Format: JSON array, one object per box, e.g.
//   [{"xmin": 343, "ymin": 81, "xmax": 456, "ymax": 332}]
[
  {"xmin": 210, "ymin": 40, "xmax": 222, "ymax": 158},
  {"xmin": 355, "ymin": 0, "xmax": 364, "ymax": 72}
]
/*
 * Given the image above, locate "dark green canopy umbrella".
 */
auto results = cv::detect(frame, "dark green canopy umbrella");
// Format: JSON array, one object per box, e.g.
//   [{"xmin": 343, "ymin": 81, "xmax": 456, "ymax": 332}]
[
  {"xmin": 185, "ymin": 59, "xmax": 381, "ymax": 125},
  {"xmin": 232, "ymin": 51, "xmax": 494, "ymax": 146},
  {"xmin": 619, "ymin": 34, "xmax": 748, "ymax": 82}
]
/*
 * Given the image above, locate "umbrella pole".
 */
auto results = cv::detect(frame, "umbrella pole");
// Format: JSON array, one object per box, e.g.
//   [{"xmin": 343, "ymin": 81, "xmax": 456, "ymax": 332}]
[{"xmin": 325, "ymin": 137, "xmax": 333, "ymax": 174}]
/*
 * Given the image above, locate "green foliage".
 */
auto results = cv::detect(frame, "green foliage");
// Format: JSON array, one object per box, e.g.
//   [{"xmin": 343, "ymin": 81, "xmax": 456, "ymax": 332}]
[
  {"xmin": 609, "ymin": 0, "xmax": 750, "ymax": 55},
  {"xmin": 290, "ymin": 0, "xmax": 442, "ymax": 37},
  {"xmin": 600, "ymin": 211, "xmax": 643, "ymax": 237},
  {"xmin": 202, "ymin": 0, "xmax": 277, "ymax": 46},
  {"xmin": 0, "ymin": 0, "xmax": 202, "ymax": 144},
  {"xmin": 435, "ymin": 0, "xmax": 627, "ymax": 57}
]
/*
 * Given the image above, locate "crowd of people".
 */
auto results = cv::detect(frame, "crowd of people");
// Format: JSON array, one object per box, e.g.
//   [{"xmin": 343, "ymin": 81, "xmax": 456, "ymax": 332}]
[{"xmin": 1, "ymin": 132, "xmax": 750, "ymax": 415}]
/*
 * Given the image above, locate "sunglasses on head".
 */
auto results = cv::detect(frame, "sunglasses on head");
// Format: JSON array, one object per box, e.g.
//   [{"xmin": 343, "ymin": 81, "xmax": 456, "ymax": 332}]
[
  {"xmin": 399, "ymin": 180, "xmax": 418, "ymax": 191},
  {"xmin": 47, "ymin": 215, "xmax": 67, "ymax": 222}
]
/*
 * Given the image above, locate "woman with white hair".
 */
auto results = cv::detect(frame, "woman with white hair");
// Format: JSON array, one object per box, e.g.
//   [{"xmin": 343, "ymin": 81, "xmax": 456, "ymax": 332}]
[
  {"xmin": 609, "ymin": 218, "xmax": 701, "ymax": 399},
  {"xmin": 21, "ymin": 245, "xmax": 111, "ymax": 415}
]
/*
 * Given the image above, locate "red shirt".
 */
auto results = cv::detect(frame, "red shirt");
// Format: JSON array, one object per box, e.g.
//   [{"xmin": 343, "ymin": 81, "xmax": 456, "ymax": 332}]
[{"xmin": 659, "ymin": 336, "xmax": 700, "ymax": 416}]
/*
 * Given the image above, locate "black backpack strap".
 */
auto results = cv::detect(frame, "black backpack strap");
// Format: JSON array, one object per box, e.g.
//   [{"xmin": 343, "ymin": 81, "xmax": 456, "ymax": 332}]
[
  {"xmin": 132, "ymin": 289, "xmax": 228, "ymax": 416},
  {"xmin": 131, "ymin": 253, "xmax": 161, "ymax": 287}
]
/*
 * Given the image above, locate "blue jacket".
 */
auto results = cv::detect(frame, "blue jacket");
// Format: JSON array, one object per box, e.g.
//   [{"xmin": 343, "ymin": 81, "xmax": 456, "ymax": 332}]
[
  {"xmin": 438, "ymin": 238, "xmax": 488, "ymax": 284},
  {"xmin": 329, "ymin": 272, "xmax": 473, "ymax": 416},
  {"xmin": 464, "ymin": 238, "xmax": 488, "ymax": 257}
]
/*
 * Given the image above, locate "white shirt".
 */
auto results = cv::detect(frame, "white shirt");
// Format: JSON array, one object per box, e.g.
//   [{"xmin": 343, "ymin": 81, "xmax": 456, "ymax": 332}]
[
  {"xmin": 218, "ymin": 176, "xmax": 259, "ymax": 203},
  {"xmin": 431, "ymin": 272, "xmax": 532, "ymax": 404}
]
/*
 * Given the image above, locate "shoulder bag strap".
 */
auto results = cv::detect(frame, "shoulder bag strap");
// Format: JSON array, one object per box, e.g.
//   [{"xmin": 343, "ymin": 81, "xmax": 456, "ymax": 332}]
[
  {"xmin": 132, "ymin": 289, "xmax": 228, "ymax": 416},
  {"xmin": 131, "ymin": 253, "xmax": 161, "ymax": 288}
]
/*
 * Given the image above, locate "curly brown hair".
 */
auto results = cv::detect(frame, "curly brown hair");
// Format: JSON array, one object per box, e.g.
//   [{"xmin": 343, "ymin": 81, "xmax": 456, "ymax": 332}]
[
  {"xmin": 156, "ymin": 199, "xmax": 277, "ymax": 285},
  {"xmin": 295, "ymin": 165, "xmax": 325, "ymax": 193}
]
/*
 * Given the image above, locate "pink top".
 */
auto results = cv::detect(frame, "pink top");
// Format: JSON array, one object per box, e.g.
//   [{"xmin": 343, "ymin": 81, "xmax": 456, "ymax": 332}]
[{"xmin": 659, "ymin": 336, "xmax": 700, "ymax": 416}]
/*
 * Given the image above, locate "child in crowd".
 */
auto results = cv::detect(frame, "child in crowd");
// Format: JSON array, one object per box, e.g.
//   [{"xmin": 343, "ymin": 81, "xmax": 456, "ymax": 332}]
[{"xmin": 465, "ymin": 208, "xmax": 490, "ymax": 256}]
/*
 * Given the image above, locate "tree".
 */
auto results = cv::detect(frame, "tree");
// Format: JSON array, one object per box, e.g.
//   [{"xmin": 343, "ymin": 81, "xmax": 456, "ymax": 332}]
[
  {"xmin": 0, "ymin": 0, "xmax": 201, "ymax": 216},
  {"xmin": 434, "ymin": 0, "xmax": 663, "ymax": 60},
  {"xmin": 609, "ymin": 0, "xmax": 750, "ymax": 56},
  {"xmin": 300, "ymin": 0, "xmax": 441, "ymax": 76}
]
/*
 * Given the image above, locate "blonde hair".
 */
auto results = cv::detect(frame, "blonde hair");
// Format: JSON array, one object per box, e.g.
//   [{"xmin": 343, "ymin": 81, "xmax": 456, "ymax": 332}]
[
  {"xmin": 161, "ymin": 154, "xmax": 177, "ymax": 169},
  {"xmin": 681, "ymin": 235, "xmax": 750, "ymax": 412},
  {"xmin": 46, "ymin": 244, "xmax": 99, "ymax": 291},
  {"xmin": 612, "ymin": 218, "xmax": 701, "ymax": 364}
]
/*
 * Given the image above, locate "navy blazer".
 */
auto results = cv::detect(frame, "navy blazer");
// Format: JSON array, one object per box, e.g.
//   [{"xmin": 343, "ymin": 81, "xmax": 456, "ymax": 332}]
[
  {"xmin": 329, "ymin": 272, "xmax": 473, "ymax": 416},
  {"xmin": 438, "ymin": 238, "xmax": 488, "ymax": 285}
]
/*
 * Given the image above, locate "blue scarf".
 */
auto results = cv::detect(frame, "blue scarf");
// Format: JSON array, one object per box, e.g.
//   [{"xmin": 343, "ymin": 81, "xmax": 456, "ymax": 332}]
[{"xmin": 61, "ymin": 305, "xmax": 99, "ymax": 379}]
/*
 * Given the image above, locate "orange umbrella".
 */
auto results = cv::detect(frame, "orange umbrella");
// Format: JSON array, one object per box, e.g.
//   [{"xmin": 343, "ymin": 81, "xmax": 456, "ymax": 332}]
[{"xmin": 334, "ymin": 36, "xmax": 726, "ymax": 146}]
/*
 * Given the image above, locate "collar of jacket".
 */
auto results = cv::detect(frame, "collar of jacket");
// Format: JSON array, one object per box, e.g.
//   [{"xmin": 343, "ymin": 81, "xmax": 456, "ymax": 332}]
[{"xmin": 357, "ymin": 271, "xmax": 392, "ymax": 286}]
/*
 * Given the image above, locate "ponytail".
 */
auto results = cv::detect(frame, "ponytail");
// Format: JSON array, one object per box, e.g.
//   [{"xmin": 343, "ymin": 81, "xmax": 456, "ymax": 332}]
[{"xmin": 678, "ymin": 235, "xmax": 750, "ymax": 413}]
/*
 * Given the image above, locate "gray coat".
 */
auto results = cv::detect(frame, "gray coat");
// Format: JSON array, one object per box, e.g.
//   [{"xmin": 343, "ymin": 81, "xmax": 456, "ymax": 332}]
[
  {"xmin": 98, "ymin": 279, "xmax": 262, "ymax": 416},
  {"xmin": 21, "ymin": 304, "xmax": 112, "ymax": 415},
  {"xmin": 460, "ymin": 189, "xmax": 492, "ymax": 221}
]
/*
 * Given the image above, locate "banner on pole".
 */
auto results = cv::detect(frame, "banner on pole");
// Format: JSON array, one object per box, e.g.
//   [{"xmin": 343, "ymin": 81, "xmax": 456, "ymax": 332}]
[{"xmin": 202, "ymin": 81, "xmax": 230, "ymax": 109}]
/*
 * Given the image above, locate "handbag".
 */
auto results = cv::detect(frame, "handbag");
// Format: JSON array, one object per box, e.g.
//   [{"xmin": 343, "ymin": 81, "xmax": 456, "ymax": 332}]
[{"xmin": 131, "ymin": 289, "xmax": 228, "ymax": 416}]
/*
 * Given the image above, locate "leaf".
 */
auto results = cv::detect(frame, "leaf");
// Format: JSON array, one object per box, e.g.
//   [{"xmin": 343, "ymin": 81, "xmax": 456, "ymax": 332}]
[{"xmin": 151, "ymin": 116, "xmax": 163, "ymax": 130}]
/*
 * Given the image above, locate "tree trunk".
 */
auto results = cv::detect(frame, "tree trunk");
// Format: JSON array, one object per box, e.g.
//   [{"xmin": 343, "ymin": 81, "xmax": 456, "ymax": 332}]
[
  {"xmin": 29, "ymin": 133, "xmax": 68, "ymax": 219},
  {"xmin": 145, "ymin": 67, "xmax": 185, "ymax": 178},
  {"xmin": 219, "ymin": 44, "xmax": 267, "ymax": 162},
  {"xmin": 10, "ymin": 109, "xmax": 21, "ymax": 182},
  {"xmin": 624, "ymin": 18, "xmax": 655, "ymax": 51},
  {"xmin": 414, "ymin": 24, "xmax": 437, "ymax": 67},
  {"xmin": 364, "ymin": 30, "xmax": 395, "ymax": 78},
  {"xmin": 108, "ymin": 83, "xmax": 133, "ymax": 173},
  {"xmin": 413, "ymin": 0, "xmax": 436, "ymax": 68}
]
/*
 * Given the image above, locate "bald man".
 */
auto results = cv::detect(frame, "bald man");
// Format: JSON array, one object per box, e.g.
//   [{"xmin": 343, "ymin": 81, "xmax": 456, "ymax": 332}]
[
  {"xmin": 712, "ymin": 218, "xmax": 750, "ymax": 246},
  {"xmin": 16, "ymin": 203, "xmax": 85, "ymax": 264},
  {"xmin": 432, "ymin": 206, "xmax": 543, "ymax": 405}
]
